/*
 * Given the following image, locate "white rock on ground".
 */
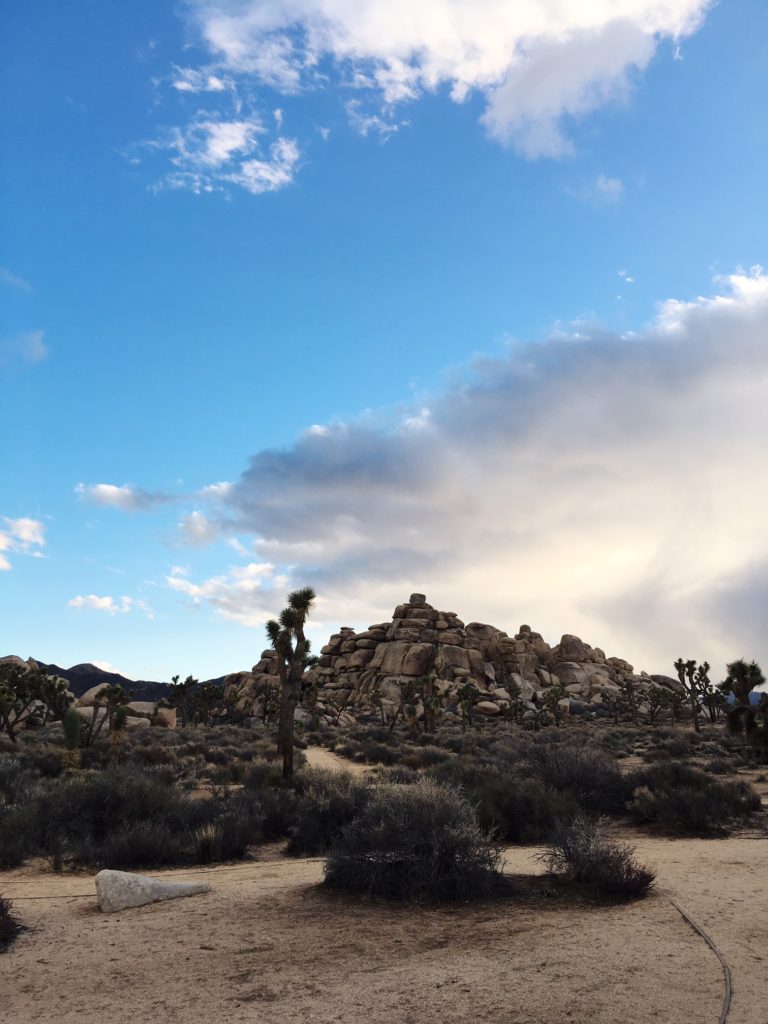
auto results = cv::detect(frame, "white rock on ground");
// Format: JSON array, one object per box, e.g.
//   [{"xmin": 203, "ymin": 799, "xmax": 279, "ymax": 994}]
[{"xmin": 95, "ymin": 869, "xmax": 211, "ymax": 913}]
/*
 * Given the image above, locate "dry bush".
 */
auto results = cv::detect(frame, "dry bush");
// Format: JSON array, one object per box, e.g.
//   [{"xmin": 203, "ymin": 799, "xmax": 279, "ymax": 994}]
[
  {"xmin": 541, "ymin": 816, "xmax": 655, "ymax": 899},
  {"xmin": 628, "ymin": 761, "xmax": 761, "ymax": 834},
  {"xmin": 287, "ymin": 769, "xmax": 369, "ymax": 856},
  {"xmin": 324, "ymin": 778, "xmax": 502, "ymax": 901}
]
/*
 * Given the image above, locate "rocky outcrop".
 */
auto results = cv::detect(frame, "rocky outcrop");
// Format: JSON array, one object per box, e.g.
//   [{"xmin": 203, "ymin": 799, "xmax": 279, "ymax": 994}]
[
  {"xmin": 95, "ymin": 869, "xmax": 211, "ymax": 913},
  {"xmin": 224, "ymin": 594, "xmax": 679, "ymax": 724}
]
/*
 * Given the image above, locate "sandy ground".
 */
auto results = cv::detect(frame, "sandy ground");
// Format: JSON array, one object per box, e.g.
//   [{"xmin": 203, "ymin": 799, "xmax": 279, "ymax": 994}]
[
  {"xmin": 303, "ymin": 745, "xmax": 373, "ymax": 776},
  {"xmin": 1, "ymin": 753, "xmax": 765, "ymax": 1024}
]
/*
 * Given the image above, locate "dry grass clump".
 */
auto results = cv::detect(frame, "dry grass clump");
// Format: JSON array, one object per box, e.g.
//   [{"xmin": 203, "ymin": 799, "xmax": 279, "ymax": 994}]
[
  {"xmin": 324, "ymin": 778, "xmax": 502, "ymax": 902},
  {"xmin": 541, "ymin": 816, "xmax": 655, "ymax": 899}
]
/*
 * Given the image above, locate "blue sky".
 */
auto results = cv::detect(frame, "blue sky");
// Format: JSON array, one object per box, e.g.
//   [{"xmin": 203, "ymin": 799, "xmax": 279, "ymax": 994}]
[{"xmin": 2, "ymin": 0, "xmax": 767, "ymax": 681}]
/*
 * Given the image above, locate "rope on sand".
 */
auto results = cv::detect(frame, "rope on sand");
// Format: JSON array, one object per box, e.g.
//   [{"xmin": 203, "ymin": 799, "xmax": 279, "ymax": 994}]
[{"xmin": 669, "ymin": 897, "xmax": 732, "ymax": 1024}]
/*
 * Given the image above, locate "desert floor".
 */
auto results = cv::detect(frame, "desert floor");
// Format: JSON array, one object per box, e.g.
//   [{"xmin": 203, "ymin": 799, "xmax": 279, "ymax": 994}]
[{"xmin": 2, "ymin": 758, "xmax": 766, "ymax": 1024}]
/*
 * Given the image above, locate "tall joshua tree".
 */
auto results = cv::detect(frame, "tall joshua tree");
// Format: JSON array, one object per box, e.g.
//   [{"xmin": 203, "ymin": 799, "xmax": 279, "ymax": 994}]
[
  {"xmin": 674, "ymin": 658, "xmax": 710, "ymax": 733},
  {"xmin": 266, "ymin": 586, "xmax": 316, "ymax": 780},
  {"xmin": 722, "ymin": 659, "xmax": 766, "ymax": 707}
]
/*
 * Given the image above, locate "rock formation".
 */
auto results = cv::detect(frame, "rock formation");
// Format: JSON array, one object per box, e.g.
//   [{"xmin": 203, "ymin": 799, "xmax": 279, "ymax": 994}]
[{"xmin": 223, "ymin": 594, "xmax": 682, "ymax": 724}]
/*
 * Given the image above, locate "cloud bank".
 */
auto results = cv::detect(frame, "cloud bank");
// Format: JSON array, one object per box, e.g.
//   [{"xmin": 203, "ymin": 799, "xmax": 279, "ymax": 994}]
[
  {"xmin": 142, "ymin": 0, "xmax": 709, "ymax": 195},
  {"xmin": 164, "ymin": 266, "xmax": 768, "ymax": 673}
]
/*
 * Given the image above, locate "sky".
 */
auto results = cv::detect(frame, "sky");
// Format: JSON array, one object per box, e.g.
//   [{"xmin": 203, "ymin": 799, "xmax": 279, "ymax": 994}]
[{"xmin": 1, "ymin": 0, "xmax": 767, "ymax": 683}]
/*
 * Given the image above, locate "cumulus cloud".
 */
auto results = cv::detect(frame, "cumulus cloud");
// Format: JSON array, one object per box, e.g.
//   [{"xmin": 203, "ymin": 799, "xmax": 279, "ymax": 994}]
[
  {"xmin": 67, "ymin": 594, "xmax": 155, "ymax": 618},
  {"xmin": 139, "ymin": 104, "xmax": 300, "ymax": 196},
  {"xmin": 178, "ymin": 510, "xmax": 219, "ymax": 546},
  {"xmin": 68, "ymin": 594, "xmax": 133, "ymax": 614},
  {"xmin": 0, "ymin": 330, "xmax": 48, "ymax": 367},
  {"xmin": 179, "ymin": 0, "xmax": 708, "ymax": 158},
  {"xmin": 166, "ymin": 562, "xmax": 283, "ymax": 625},
  {"xmin": 0, "ymin": 517, "xmax": 46, "ymax": 570},
  {"xmin": 165, "ymin": 266, "xmax": 767, "ymax": 673},
  {"xmin": 75, "ymin": 481, "xmax": 233, "ymax": 511},
  {"xmin": 75, "ymin": 483, "xmax": 176, "ymax": 511}
]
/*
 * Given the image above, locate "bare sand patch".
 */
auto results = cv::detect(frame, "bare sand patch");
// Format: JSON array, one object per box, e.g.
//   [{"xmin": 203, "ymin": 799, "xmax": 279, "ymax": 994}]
[{"xmin": 0, "ymin": 845, "xmax": 732, "ymax": 1024}]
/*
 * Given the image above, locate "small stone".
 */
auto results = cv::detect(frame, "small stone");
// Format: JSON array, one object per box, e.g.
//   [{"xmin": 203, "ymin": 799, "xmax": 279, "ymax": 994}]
[{"xmin": 409, "ymin": 593, "xmax": 427, "ymax": 606}]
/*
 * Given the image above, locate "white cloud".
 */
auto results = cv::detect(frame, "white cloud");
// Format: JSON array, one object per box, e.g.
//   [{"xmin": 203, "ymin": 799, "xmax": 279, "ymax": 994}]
[
  {"xmin": 149, "ymin": 107, "xmax": 299, "ymax": 195},
  {"xmin": 0, "ymin": 330, "xmax": 48, "ymax": 367},
  {"xmin": 618, "ymin": 268, "xmax": 636, "ymax": 283},
  {"xmin": 0, "ymin": 268, "xmax": 32, "ymax": 292},
  {"xmin": 68, "ymin": 594, "xmax": 133, "ymax": 614},
  {"xmin": 178, "ymin": 510, "xmax": 219, "ymax": 546},
  {"xmin": 199, "ymin": 481, "xmax": 233, "ymax": 499},
  {"xmin": 594, "ymin": 174, "xmax": 624, "ymax": 203},
  {"xmin": 224, "ymin": 137, "xmax": 300, "ymax": 194},
  {"xmin": 182, "ymin": 266, "xmax": 768, "ymax": 673},
  {"xmin": 75, "ymin": 482, "xmax": 175, "ymax": 510},
  {"xmin": 67, "ymin": 595, "xmax": 154, "ymax": 618},
  {"xmin": 0, "ymin": 517, "xmax": 46, "ymax": 570},
  {"xmin": 92, "ymin": 660, "xmax": 135, "ymax": 678},
  {"xmin": 166, "ymin": 560, "xmax": 278, "ymax": 625},
  {"xmin": 171, "ymin": 65, "xmax": 231, "ymax": 93},
  {"xmin": 181, "ymin": 0, "xmax": 708, "ymax": 158}
]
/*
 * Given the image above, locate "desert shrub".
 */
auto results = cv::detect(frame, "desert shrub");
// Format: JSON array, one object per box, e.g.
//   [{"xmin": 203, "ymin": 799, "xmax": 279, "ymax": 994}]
[
  {"xmin": 399, "ymin": 745, "xmax": 451, "ymax": 770},
  {"xmin": 252, "ymin": 786, "xmax": 299, "ymax": 840},
  {"xmin": 0, "ymin": 819, "xmax": 26, "ymax": 869},
  {"xmin": 541, "ymin": 816, "xmax": 655, "ymax": 899},
  {"xmin": 703, "ymin": 756, "xmax": 738, "ymax": 775},
  {"xmin": 429, "ymin": 762, "xmax": 579, "ymax": 843},
  {"xmin": 83, "ymin": 822, "xmax": 187, "ymax": 869},
  {"xmin": 0, "ymin": 760, "xmax": 30, "ymax": 806},
  {"xmin": 0, "ymin": 896, "xmax": 20, "ymax": 950},
  {"xmin": 369, "ymin": 765, "xmax": 419, "ymax": 785},
  {"xmin": 128, "ymin": 744, "xmax": 179, "ymax": 768},
  {"xmin": 523, "ymin": 742, "xmax": 632, "ymax": 815},
  {"xmin": 193, "ymin": 795, "xmax": 263, "ymax": 863},
  {"xmin": 19, "ymin": 748, "xmax": 63, "ymax": 779},
  {"xmin": 629, "ymin": 761, "xmax": 761, "ymax": 834},
  {"xmin": 324, "ymin": 778, "xmax": 502, "ymax": 901},
  {"xmin": 287, "ymin": 770, "xmax": 369, "ymax": 855},
  {"xmin": 243, "ymin": 759, "xmax": 284, "ymax": 791}
]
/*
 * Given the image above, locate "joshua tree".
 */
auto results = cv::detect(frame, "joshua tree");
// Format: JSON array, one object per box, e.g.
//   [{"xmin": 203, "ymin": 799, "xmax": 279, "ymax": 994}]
[
  {"xmin": 0, "ymin": 663, "xmax": 73, "ymax": 743},
  {"xmin": 646, "ymin": 686, "xmax": 667, "ymax": 725},
  {"xmin": 457, "ymin": 681, "xmax": 480, "ymax": 733},
  {"xmin": 542, "ymin": 682, "xmax": 568, "ymax": 726},
  {"xmin": 82, "ymin": 684, "xmax": 131, "ymax": 747},
  {"xmin": 166, "ymin": 674, "xmax": 198, "ymax": 727},
  {"xmin": 722, "ymin": 660, "xmax": 766, "ymax": 740},
  {"xmin": 266, "ymin": 586, "xmax": 316, "ymax": 780},
  {"xmin": 674, "ymin": 658, "xmax": 710, "ymax": 733},
  {"xmin": 619, "ymin": 677, "xmax": 643, "ymax": 726},
  {"xmin": 722, "ymin": 659, "xmax": 766, "ymax": 707},
  {"xmin": 660, "ymin": 687, "xmax": 683, "ymax": 725}
]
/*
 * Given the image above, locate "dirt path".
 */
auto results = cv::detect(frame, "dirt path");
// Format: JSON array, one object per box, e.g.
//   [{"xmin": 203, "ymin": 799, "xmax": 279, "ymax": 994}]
[
  {"xmin": 501, "ymin": 831, "xmax": 767, "ymax": 1024},
  {"xmin": 303, "ymin": 745, "xmax": 372, "ymax": 776}
]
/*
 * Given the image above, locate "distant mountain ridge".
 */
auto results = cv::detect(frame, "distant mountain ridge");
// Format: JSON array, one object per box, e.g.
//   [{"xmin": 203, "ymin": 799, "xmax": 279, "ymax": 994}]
[{"xmin": 15, "ymin": 660, "xmax": 228, "ymax": 701}]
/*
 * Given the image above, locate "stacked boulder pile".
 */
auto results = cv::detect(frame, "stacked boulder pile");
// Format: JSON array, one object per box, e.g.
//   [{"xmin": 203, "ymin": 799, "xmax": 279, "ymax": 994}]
[{"xmin": 224, "ymin": 594, "xmax": 682, "ymax": 724}]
